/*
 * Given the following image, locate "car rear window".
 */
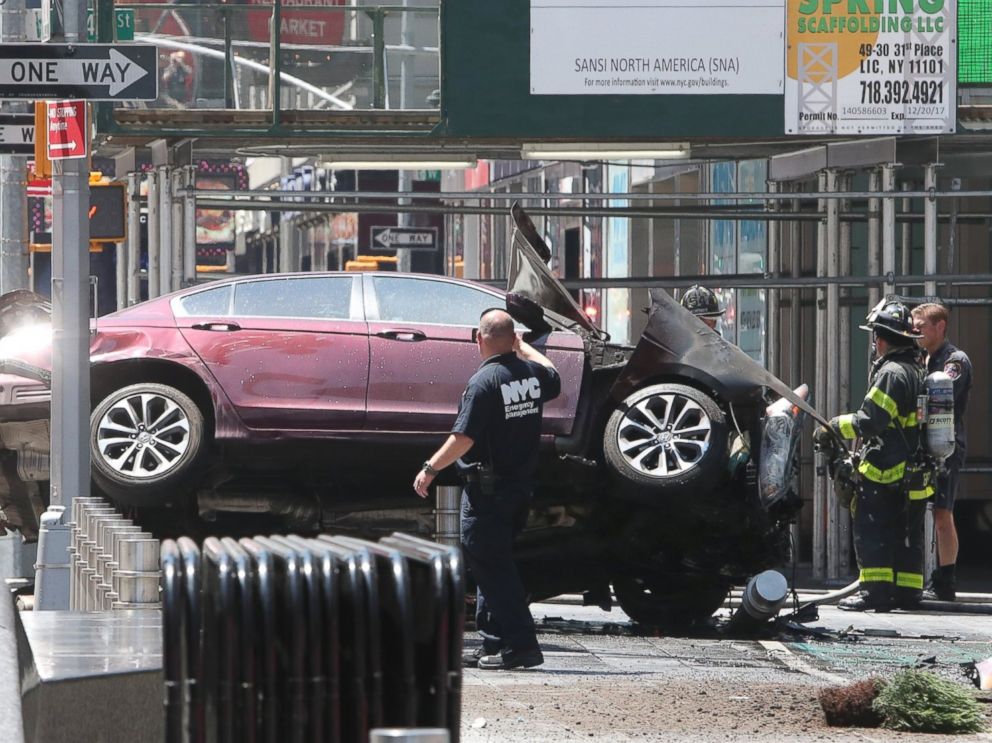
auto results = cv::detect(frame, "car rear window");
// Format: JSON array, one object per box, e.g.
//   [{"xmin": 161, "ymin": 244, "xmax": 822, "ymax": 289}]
[
  {"xmin": 373, "ymin": 276, "xmax": 501, "ymax": 326},
  {"xmin": 233, "ymin": 277, "xmax": 352, "ymax": 319},
  {"xmin": 178, "ymin": 285, "xmax": 232, "ymax": 316}
]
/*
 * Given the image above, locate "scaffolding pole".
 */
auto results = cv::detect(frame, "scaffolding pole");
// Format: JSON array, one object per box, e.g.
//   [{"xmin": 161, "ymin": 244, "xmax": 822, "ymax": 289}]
[
  {"xmin": 126, "ymin": 172, "xmax": 141, "ymax": 306},
  {"xmin": 147, "ymin": 171, "xmax": 160, "ymax": 299},
  {"xmin": 881, "ymin": 164, "xmax": 897, "ymax": 296},
  {"xmin": 825, "ymin": 169, "xmax": 842, "ymax": 581},
  {"xmin": 767, "ymin": 181, "xmax": 780, "ymax": 379},
  {"xmin": 838, "ymin": 171, "xmax": 852, "ymax": 579},
  {"xmin": 183, "ymin": 166, "xmax": 197, "ymax": 286},
  {"xmin": 158, "ymin": 166, "xmax": 173, "ymax": 295},
  {"xmin": 924, "ymin": 164, "xmax": 939, "ymax": 297},
  {"xmin": 867, "ymin": 170, "xmax": 881, "ymax": 310},
  {"xmin": 813, "ymin": 170, "xmax": 828, "ymax": 581},
  {"xmin": 901, "ymin": 181, "xmax": 912, "ymax": 278}
]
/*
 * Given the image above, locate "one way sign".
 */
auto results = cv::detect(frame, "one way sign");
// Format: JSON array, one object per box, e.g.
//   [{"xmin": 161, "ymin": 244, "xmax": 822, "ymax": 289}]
[
  {"xmin": 0, "ymin": 114, "xmax": 34, "ymax": 155},
  {"xmin": 0, "ymin": 45, "xmax": 158, "ymax": 101},
  {"xmin": 371, "ymin": 226, "xmax": 438, "ymax": 251}
]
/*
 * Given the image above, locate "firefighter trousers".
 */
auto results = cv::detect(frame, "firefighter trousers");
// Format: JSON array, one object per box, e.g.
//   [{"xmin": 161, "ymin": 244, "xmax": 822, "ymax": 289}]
[{"xmin": 852, "ymin": 480, "xmax": 925, "ymax": 603}]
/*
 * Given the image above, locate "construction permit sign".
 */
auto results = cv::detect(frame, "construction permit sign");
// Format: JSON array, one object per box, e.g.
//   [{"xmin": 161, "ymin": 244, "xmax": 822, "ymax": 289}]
[{"xmin": 785, "ymin": 0, "xmax": 956, "ymax": 135}]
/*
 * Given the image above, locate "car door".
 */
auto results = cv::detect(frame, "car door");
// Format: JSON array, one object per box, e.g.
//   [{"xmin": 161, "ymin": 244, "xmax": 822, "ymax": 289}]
[
  {"xmin": 175, "ymin": 275, "xmax": 369, "ymax": 430},
  {"xmin": 363, "ymin": 273, "xmax": 584, "ymax": 434}
]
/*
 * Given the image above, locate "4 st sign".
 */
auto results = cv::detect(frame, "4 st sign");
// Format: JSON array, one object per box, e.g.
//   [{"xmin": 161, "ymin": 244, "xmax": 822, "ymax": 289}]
[{"xmin": 0, "ymin": 44, "xmax": 157, "ymax": 101}]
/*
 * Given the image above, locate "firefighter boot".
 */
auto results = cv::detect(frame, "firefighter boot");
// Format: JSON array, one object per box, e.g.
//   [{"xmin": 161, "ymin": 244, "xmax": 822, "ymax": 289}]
[
  {"xmin": 923, "ymin": 565, "xmax": 956, "ymax": 602},
  {"xmin": 838, "ymin": 587, "xmax": 893, "ymax": 613}
]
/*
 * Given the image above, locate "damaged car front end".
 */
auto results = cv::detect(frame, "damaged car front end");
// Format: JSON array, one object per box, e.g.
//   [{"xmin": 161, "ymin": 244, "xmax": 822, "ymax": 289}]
[{"xmin": 506, "ymin": 204, "xmax": 813, "ymax": 626}]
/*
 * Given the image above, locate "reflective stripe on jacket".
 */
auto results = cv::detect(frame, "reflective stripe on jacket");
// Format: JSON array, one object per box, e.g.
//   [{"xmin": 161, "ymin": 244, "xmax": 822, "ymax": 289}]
[{"xmin": 830, "ymin": 347, "xmax": 924, "ymax": 486}]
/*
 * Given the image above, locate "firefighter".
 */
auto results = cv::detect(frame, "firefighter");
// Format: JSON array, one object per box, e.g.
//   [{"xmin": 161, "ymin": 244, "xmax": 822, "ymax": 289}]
[
  {"xmin": 912, "ymin": 302, "xmax": 972, "ymax": 601},
  {"xmin": 815, "ymin": 300, "xmax": 928, "ymax": 612},
  {"xmin": 679, "ymin": 285, "xmax": 725, "ymax": 331}
]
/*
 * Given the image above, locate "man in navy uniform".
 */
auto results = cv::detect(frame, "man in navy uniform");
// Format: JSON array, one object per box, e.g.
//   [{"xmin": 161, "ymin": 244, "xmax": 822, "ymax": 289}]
[
  {"xmin": 414, "ymin": 308, "xmax": 560, "ymax": 670},
  {"xmin": 912, "ymin": 302, "xmax": 973, "ymax": 601}
]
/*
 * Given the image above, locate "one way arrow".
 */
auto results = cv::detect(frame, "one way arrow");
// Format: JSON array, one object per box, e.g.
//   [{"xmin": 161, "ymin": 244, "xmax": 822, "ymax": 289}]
[
  {"xmin": 49, "ymin": 141, "xmax": 78, "ymax": 151},
  {"xmin": 0, "ymin": 44, "xmax": 158, "ymax": 101}
]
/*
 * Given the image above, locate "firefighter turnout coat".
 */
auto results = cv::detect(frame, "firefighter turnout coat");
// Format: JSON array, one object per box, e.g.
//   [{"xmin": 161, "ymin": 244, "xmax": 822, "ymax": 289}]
[{"xmin": 830, "ymin": 346, "xmax": 927, "ymax": 494}]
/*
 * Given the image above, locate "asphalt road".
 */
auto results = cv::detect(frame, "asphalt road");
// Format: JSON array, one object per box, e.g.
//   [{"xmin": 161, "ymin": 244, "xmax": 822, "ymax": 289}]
[{"xmin": 461, "ymin": 596, "xmax": 992, "ymax": 742}]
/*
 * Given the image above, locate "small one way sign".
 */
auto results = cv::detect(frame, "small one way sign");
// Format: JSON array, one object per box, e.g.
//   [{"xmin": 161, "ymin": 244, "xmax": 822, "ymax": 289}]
[
  {"xmin": 0, "ymin": 44, "xmax": 157, "ymax": 101},
  {"xmin": 0, "ymin": 114, "xmax": 34, "ymax": 155}
]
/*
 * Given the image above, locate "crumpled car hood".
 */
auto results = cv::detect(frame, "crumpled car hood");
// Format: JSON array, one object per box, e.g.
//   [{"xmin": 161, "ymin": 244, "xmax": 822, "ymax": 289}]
[
  {"xmin": 505, "ymin": 203, "xmax": 600, "ymax": 335},
  {"xmin": 503, "ymin": 204, "xmax": 823, "ymax": 424},
  {"xmin": 612, "ymin": 289, "xmax": 824, "ymax": 423}
]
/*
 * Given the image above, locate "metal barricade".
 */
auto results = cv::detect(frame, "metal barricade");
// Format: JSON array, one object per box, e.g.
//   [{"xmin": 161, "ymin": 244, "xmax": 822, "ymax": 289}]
[
  {"xmin": 162, "ymin": 531, "xmax": 464, "ymax": 743},
  {"xmin": 67, "ymin": 498, "xmax": 160, "ymax": 611}
]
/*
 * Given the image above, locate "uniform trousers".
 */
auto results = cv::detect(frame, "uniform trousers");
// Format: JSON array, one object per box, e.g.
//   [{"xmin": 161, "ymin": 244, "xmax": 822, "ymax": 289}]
[
  {"xmin": 852, "ymin": 480, "xmax": 925, "ymax": 602},
  {"xmin": 460, "ymin": 481, "xmax": 538, "ymax": 654}
]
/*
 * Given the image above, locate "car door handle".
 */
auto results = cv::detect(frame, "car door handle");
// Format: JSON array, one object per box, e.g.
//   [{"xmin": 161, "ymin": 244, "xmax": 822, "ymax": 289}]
[
  {"xmin": 375, "ymin": 329, "xmax": 427, "ymax": 342},
  {"xmin": 191, "ymin": 322, "xmax": 242, "ymax": 332}
]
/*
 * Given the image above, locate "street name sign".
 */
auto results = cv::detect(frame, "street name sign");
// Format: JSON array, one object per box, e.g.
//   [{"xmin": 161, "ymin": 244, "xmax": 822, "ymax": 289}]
[
  {"xmin": 47, "ymin": 100, "xmax": 87, "ymax": 160},
  {"xmin": 87, "ymin": 8, "xmax": 136, "ymax": 42},
  {"xmin": 0, "ymin": 44, "xmax": 158, "ymax": 101},
  {"xmin": 0, "ymin": 114, "xmax": 35, "ymax": 155},
  {"xmin": 371, "ymin": 226, "xmax": 438, "ymax": 250}
]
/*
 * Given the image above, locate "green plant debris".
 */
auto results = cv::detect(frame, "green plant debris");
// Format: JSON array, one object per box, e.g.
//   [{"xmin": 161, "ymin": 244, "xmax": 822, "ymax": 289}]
[{"xmin": 872, "ymin": 669, "xmax": 987, "ymax": 734}]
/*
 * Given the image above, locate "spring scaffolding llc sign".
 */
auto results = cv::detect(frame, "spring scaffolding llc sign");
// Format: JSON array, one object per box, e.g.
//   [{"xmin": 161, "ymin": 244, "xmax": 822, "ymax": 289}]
[
  {"xmin": 529, "ymin": 0, "xmax": 785, "ymax": 96},
  {"xmin": 785, "ymin": 0, "xmax": 957, "ymax": 135}
]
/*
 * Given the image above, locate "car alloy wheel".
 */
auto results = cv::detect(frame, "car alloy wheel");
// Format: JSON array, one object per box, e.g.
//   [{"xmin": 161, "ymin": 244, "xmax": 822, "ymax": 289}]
[
  {"xmin": 91, "ymin": 382, "xmax": 206, "ymax": 506},
  {"xmin": 614, "ymin": 390, "xmax": 712, "ymax": 478},
  {"xmin": 95, "ymin": 391, "xmax": 192, "ymax": 479}
]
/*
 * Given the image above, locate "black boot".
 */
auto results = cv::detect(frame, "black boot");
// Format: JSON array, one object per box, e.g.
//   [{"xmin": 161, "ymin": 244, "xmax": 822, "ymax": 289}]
[{"xmin": 923, "ymin": 565, "xmax": 956, "ymax": 602}]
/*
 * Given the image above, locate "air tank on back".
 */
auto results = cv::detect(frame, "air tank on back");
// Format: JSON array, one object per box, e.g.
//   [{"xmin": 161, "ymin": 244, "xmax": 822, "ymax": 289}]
[{"xmin": 924, "ymin": 371, "xmax": 956, "ymax": 464}]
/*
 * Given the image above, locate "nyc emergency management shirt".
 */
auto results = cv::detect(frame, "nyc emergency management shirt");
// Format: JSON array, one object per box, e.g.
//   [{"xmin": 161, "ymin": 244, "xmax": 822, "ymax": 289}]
[{"xmin": 452, "ymin": 352, "xmax": 561, "ymax": 483}]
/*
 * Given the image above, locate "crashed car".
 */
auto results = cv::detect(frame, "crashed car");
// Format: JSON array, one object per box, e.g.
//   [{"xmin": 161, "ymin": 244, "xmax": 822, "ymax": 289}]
[{"xmin": 0, "ymin": 204, "xmax": 812, "ymax": 627}]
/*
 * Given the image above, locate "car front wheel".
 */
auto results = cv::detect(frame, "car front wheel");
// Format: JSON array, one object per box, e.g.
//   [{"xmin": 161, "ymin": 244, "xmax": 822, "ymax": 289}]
[
  {"xmin": 603, "ymin": 382, "xmax": 728, "ymax": 499},
  {"xmin": 90, "ymin": 382, "xmax": 206, "ymax": 506}
]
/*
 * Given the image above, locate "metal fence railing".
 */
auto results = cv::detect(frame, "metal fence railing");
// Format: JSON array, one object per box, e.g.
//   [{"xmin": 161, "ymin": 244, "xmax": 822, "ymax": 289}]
[
  {"xmin": 162, "ymin": 531, "xmax": 463, "ymax": 743},
  {"xmin": 68, "ymin": 497, "xmax": 161, "ymax": 611}
]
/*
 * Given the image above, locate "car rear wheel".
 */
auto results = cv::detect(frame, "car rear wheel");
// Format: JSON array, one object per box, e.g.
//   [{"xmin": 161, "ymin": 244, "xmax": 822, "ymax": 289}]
[
  {"xmin": 90, "ymin": 383, "xmax": 206, "ymax": 506},
  {"xmin": 603, "ymin": 383, "xmax": 728, "ymax": 499},
  {"xmin": 612, "ymin": 573, "xmax": 729, "ymax": 629}
]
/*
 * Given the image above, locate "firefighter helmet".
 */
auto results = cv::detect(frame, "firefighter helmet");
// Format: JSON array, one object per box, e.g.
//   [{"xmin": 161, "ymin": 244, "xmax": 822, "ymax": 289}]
[
  {"xmin": 680, "ymin": 285, "xmax": 725, "ymax": 318},
  {"xmin": 859, "ymin": 298, "xmax": 923, "ymax": 340}
]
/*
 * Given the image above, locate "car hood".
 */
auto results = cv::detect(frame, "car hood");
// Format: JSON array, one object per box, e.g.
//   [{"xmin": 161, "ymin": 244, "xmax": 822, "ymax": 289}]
[
  {"xmin": 0, "ymin": 290, "xmax": 52, "ymax": 385},
  {"xmin": 0, "ymin": 290, "xmax": 50, "ymax": 335},
  {"xmin": 505, "ymin": 203, "xmax": 600, "ymax": 335},
  {"xmin": 612, "ymin": 289, "xmax": 825, "ymax": 424}
]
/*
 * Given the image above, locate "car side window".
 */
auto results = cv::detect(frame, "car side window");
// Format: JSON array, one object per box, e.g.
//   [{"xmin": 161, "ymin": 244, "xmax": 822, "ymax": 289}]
[
  {"xmin": 372, "ymin": 277, "xmax": 501, "ymax": 326},
  {"xmin": 178, "ymin": 285, "xmax": 232, "ymax": 316},
  {"xmin": 234, "ymin": 277, "xmax": 353, "ymax": 319}
]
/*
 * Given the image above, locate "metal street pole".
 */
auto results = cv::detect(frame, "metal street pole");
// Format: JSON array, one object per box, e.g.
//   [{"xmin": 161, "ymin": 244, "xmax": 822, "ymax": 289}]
[
  {"xmin": 0, "ymin": 0, "xmax": 29, "ymax": 293},
  {"xmin": 38, "ymin": 0, "xmax": 91, "ymax": 609}
]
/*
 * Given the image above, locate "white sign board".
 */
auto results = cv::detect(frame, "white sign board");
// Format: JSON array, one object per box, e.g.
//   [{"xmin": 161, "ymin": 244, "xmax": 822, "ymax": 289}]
[
  {"xmin": 530, "ymin": 0, "xmax": 785, "ymax": 96},
  {"xmin": 785, "ymin": 1, "xmax": 956, "ymax": 135}
]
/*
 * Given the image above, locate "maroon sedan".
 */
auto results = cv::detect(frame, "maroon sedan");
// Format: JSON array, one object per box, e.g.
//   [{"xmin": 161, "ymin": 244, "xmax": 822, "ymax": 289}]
[{"xmin": 0, "ymin": 205, "xmax": 812, "ymax": 628}]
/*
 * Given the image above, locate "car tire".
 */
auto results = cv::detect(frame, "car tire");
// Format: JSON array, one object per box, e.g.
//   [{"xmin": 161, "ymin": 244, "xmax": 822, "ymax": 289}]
[
  {"xmin": 90, "ymin": 382, "xmax": 206, "ymax": 506},
  {"xmin": 603, "ymin": 383, "xmax": 728, "ymax": 499},
  {"xmin": 612, "ymin": 573, "xmax": 729, "ymax": 629}
]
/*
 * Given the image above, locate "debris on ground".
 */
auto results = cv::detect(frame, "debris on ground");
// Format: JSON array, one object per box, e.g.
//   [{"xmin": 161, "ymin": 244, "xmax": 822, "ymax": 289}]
[
  {"xmin": 818, "ymin": 677, "xmax": 885, "ymax": 728},
  {"xmin": 963, "ymin": 657, "xmax": 992, "ymax": 691},
  {"xmin": 820, "ymin": 670, "xmax": 988, "ymax": 734},
  {"xmin": 873, "ymin": 669, "xmax": 988, "ymax": 734}
]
